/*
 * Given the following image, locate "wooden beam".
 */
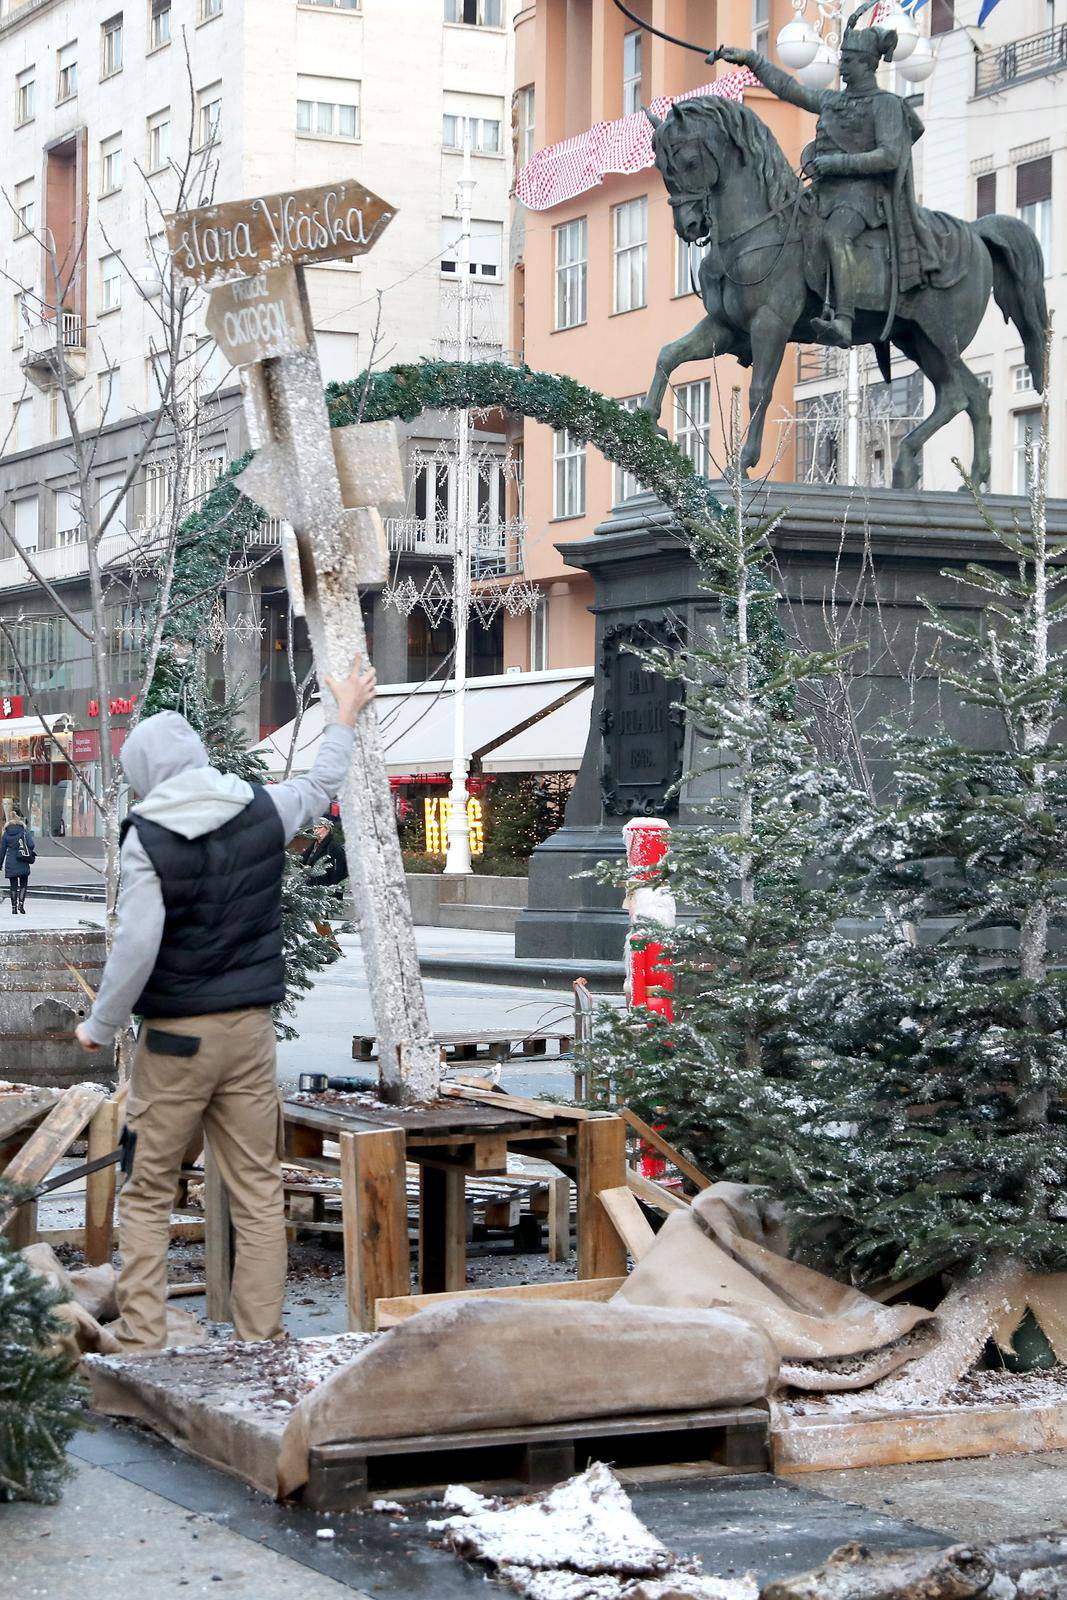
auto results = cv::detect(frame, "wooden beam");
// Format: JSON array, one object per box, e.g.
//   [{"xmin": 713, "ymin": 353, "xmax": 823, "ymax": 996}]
[
  {"xmin": 773, "ymin": 1401, "xmax": 1067, "ymax": 1474},
  {"xmin": 625, "ymin": 1167, "xmax": 691, "ymax": 1214},
  {"xmin": 2, "ymin": 1082, "xmax": 105, "ymax": 1190},
  {"xmin": 547, "ymin": 1174, "xmax": 571, "ymax": 1263},
  {"xmin": 204, "ymin": 1141, "xmax": 233, "ymax": 1323},
  {"xmin": 374, "ymin": 1274, "xmax": 626, "ymax": 1329},
  {"xmin": 597, "ymin": 1185, "xmax": 657, "ymax": 1262},
  {"xmin": 577, "ymin": 1116, "xmax": 629, "ymax": 1281},
  {"xmin": 340, "ymin": 1127, "xmax": 409, "ymax": 1332},
  {"xmin": 620, "ymin": 1109, "xmax": 711, "ymax": 1191},
  {"xmin": 418, "ymin": 1164, "xmax": 467, "ymax": 1294},
  {"xmin": 84, "ymin": 1097, "xmax": 121, "ymax": 1267},
  {"xmin": 0, "ymin": 1088, "xmax": 59, "ymax": 1145},
  {"xmin": 441, "ymin": 1084, "xmax": 595, "ymax": 1121}
]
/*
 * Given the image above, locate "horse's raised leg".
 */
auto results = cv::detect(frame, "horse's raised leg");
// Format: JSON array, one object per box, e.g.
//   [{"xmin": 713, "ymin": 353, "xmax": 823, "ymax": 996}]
[
  {"xmin": 739, "ymin": 307, "xmax": 790, "ymax": 476},
  {"xmin": 643, "ymin": 314, "xmax": 733, "ymax": 427},
  {"xmin": 892, "ymin": 336, "xmax": 968, "ymax": 490},
  {"xmin": 959, "ymin": 364, "xmax": 992, "ymax": 489}
]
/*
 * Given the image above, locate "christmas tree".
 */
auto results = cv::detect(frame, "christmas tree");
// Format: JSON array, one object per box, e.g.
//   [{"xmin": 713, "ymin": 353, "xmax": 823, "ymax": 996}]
[{"xmin": 0, "ymin": 1187, "xmax": 82, "ymax": 1503}]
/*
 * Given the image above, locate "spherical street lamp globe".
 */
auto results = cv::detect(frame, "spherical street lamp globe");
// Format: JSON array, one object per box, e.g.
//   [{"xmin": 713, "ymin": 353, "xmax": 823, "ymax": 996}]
[
  {"xmin": 776, "ymin": 17, "xmax": 821, "ymax": 69},
  {"xmin": 896, "ymin": 33, "xmax": 936, "ymax": 81},
  {"xmin": 797, "ymin": 41, "xmax": 839, "ymax": 87}
]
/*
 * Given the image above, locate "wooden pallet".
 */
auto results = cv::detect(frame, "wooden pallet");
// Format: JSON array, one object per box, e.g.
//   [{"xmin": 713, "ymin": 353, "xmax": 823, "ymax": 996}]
[
  {"xmin": 772, "ymin": 1398, "xmax": 1067, "ymax": 1473},
  {"xmin": 303, "ymin": 1403, "xmax": 770, "ymax": 1509},
  {"xmin": 352, "ymin": 1028, "xmax": 574, "ymax": 1064}
]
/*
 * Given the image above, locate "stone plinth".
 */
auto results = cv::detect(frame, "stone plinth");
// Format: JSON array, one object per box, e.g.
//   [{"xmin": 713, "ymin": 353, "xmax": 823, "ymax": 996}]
[
  {"xmin": 514, "ymin": 482, "xmax": 1067, "ymax": 963},
  {"xmin": 0, "ymin": 927, "xmax": 109, "ymax": 1087}
]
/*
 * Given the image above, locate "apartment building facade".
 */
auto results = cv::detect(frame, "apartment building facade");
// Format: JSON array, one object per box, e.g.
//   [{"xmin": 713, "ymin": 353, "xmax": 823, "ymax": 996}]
[
  {"xmin": 0, "ymin": 0, "xmax": 518, "ymax": 839},
  {"xmin": 504, "ymin": 0, "xmax": 813, "ymax": 674}
]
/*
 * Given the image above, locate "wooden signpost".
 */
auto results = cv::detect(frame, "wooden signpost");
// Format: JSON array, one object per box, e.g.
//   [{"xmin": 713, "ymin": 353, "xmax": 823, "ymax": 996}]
[{"xmin": 169, "ymin": 181, "xmax": 439, "ymax": 1104}]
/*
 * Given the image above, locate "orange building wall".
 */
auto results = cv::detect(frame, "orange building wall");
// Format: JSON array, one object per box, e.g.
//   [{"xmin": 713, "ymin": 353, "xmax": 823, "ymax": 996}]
[{"xmin": 505, "ymin": 0, "xmax": 815, "ymax": 672}]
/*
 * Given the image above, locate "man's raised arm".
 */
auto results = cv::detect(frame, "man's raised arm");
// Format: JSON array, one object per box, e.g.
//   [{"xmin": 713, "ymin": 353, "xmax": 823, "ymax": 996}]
[{"xmin": 709, "ymin": 44, "xmax": 826, "ymax": 116}]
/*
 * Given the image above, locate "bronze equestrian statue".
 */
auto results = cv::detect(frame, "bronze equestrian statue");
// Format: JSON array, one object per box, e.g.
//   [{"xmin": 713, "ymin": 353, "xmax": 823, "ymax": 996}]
[{"xmin": 630, "ymin": 1, "xmax": 1047, "ymax": 488}]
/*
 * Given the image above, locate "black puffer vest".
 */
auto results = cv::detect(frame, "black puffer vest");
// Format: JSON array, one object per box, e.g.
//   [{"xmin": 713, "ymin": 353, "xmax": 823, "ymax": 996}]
[{"xmin": 123, "ymin": 785, "xmax": 286, "ymax": 1018}]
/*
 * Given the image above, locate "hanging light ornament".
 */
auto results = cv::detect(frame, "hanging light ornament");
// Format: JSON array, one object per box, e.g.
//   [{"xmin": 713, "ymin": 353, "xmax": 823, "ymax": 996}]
[
  {"xmin": 896, "ymin": 33, "xmax": 936, "ymax": 80},
  {"xmin": 383, "ymin": 576, "xmax": 419, "ymax": 616},
  {"xmin": 879, "ymin": 2, "xmax": 920, "ymax": 59},
  {"xmin": 797, "ymin": 40, "xmax": 840, "ymax": 86},
  {"xmin": 777, "ymin": 16, "xmax": 821, "ymax": 68}
]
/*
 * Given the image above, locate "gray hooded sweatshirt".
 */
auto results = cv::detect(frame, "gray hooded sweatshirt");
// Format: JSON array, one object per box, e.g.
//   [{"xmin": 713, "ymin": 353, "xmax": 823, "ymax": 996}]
[{"xmin": 83, "ymin": 710, "xmax": 354, "ymax": 1046}]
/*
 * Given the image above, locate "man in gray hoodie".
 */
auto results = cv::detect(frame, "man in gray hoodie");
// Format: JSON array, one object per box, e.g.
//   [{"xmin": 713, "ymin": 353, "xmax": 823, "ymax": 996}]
[{"xmin": 76, "ymin": 654, "xmax": 375, "ymax": 1352}]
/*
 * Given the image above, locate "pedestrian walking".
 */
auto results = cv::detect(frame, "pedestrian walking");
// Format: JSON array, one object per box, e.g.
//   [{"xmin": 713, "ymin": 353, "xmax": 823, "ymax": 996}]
[
  {"xmin": 75, "ymin": 653, "xmax": 377, "ymax": 1352},
  {"xmin": 0, "ymin": 804, "xmax": 35, "ymax": 914}
]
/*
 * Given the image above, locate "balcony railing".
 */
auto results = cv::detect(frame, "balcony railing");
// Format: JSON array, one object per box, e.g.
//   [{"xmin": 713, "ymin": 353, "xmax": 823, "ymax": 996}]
[
  {"xmin": 21, "ymin": 311, "xmax": 84, "ymax": 357},
  {"xmin": 384, "ymin": 516, "xmax": 525, "ymax": 577},
  {"xmin": 0, "ymin": 525, "xmax": 141, "ymax": 593},
  {"xmin": 975, "ymin": 24, "xmax": 1067, "ymax": 95}
]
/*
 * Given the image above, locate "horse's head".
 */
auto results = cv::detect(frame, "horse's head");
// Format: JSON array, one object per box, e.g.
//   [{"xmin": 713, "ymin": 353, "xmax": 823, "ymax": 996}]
[{"xmin": 649, "ymin": 98, "xmax": 799, "ymax": 245}]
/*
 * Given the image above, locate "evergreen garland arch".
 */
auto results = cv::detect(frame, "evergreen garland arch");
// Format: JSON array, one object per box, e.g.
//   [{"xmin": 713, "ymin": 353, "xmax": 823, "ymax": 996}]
[{"xmin": 166, "ymin": 359, "xmax": 724, "ymax": 643}]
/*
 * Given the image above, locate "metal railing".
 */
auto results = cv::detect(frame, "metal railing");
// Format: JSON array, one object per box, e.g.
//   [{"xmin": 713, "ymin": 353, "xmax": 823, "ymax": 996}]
[
  {"xmin": 0, "ymin": 525, "xmax": 140, "ymax": 592},
  {"xmin": 384, "ymin": 516, "xmax": 525, "ymax": 576},
  {"xmin": 975, "ymin": 23, "xmax": 1067, "ymax": 95},
  {"xmin": 21, "ymin": 310, "xmax": 84, "ymax": 358}
]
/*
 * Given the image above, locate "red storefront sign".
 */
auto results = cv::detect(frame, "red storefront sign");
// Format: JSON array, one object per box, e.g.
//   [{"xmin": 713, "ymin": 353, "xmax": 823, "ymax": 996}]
[
  {"xmin": 72, "ymin": 729, "xmax": 126, "ymax": 763},
  {"xmin": 88, "ymin": 695, "xmax": 136, "ymax": 718},
  {"xmin": 0, "ymin": 694, "xmax": 25, "ymax": 719}
]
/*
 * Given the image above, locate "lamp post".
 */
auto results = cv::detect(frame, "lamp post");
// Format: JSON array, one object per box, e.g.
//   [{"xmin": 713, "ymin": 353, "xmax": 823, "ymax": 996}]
[{"xmin": 444, "ymin": 127, "xmax": 476, "ymax": 876}]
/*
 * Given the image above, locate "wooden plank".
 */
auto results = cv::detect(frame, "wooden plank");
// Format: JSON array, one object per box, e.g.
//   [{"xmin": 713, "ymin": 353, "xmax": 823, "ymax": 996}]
[
  {"xmin": 418, "ymin": 1165, "xmax": 467, "ymax": 1294},
  {"xmin": 772, "ymin": 1401, "xmax": 1067, "ymax": 1474},
  {"xmin": 625, "ymin": 1168, "xmax": 691, "ymax": 1215},
  {"xmin": 84, "ymin": 1097, "xmax": 121, "ymax": 1267},
  {"xmin": 374, "ymin": 1275, "xmax": 626, "ymax": 1328},
  {"xmin": 340, "ymin": 1128, "xmax": 409, "ymax": 1332},
  {"xmin": 483, "ymin": 1195, "xmax": 521, "ymax": 1230},
  {"xmin": 577, "ymin": 1116, "xmax": 629, "ymax": 1281},
  {"xmin": 204, "ymin": 1141, "xmax": 233, "ymax": 1323},
  {"xmin": 598, "ymin": 1185, "xmax": 657, "ymax": 1263},
  {"xmin": 620, "ymin": 1109, "xmax": 711, "ymax": 1191},
  {"xmin": 37, "ymin": 1218, "xmax": 205, "ymax": 1247},
  {"xmin": 441, "ymin": 1084, "xmax": 596, "ymax": 1122},
  {"xmin": 2, "ymin": 1082, "xmax": 105, "ymax": 1190},
  {"xmin": 547, "ymin": 1175, "xmax": 572, "ymax": 1263},
  {"xmin": 473, "ymin": 1133, "xmax": 510, "ymax": 1173},
  {"xmin": 0, "ymin": 1088, "xmax": 59, "ymax": 1145}
]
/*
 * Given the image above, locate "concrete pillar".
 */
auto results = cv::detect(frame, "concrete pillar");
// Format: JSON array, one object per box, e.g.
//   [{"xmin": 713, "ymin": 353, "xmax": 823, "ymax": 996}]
[
  {"xmin": 224, "ymin": 580, "xmax": 262, "ymax": 744},
  {"xmin": 369, "ymin": 590, "xmax": 409, "ymax": 685}
]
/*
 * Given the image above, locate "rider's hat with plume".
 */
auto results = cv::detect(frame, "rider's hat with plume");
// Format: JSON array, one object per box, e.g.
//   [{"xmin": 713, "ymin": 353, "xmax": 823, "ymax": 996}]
[{"xmin": 842, "ymin": 0, "xmax": 898, "ymax": 61}]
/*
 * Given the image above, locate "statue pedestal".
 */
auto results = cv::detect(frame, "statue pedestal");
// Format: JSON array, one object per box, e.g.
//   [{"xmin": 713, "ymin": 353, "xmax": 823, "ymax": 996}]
[{"xmin": 514, "ymin": 481, "xmax": 1067, "ymax": 963}]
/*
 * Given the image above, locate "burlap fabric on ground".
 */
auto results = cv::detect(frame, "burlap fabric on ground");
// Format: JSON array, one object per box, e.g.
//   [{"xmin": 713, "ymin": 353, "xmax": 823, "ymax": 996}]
[
  {"xmin": 21, "ymin": 1243, "xmax": 202, "ymax": 1362},
  {"xmin": 611, "ymin": 1183, "xmax": 934, "ymax": 1390},
  {"xmin": 276, "ymin": 1299, "xmax": 779, "ymax": 1497}
]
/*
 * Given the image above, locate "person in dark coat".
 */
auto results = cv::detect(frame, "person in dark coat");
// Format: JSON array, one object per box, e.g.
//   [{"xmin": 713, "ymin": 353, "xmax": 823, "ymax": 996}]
[{"xmin": 0, "ymin": 805, "xmax": 35, "ymax": 913}]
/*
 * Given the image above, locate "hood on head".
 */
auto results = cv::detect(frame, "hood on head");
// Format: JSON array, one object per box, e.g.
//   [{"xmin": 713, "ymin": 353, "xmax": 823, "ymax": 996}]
[{"xmin": 121, "ymin": 711, "xmax": 210, "ymax": 798}]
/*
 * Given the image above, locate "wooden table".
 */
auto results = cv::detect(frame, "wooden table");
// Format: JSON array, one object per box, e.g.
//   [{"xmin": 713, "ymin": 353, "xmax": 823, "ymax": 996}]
[{"xmin": 203, "ymin": 1089, "xmax": 628, "ymax": 1332}]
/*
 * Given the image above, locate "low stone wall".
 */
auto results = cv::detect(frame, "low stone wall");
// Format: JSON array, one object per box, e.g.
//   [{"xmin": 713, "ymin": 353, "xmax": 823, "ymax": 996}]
[
  {"xmin": 0, "ymin": 927, "xmax": 111, "ymax": 1089},
  {"xmin": 405, "ymin": 874, "xmax": 529, "ymax": 934}
]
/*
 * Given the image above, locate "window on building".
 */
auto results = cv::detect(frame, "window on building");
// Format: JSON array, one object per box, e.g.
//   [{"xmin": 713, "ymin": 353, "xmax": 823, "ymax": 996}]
[
  {"xmin": 143, "ymin": 460, "xmax": 173, "ymax": 524},
  {"xmin": 149, "ymin": 0, "xmax": 171, "ymax": 49},
  {"xmin": 612, "ymin": 396, "xmax": 645, "ymax": 504},
  {"xmin": 12, "ymin": 397, "xmax": 32, "ymax": 453},
  {"xmin": 99, "ymin": 367, "xmax": 122, "ymax": 420},
  {"xmin": 15, "ymin": 66, "xmax": 35, "ymax": 126},
  {"xmin": 199, "ymin": 0, "xmax": 222, "ymax": 19},
  {"xmin": 0, "ymin": 616, "xmax": 74, "ymax": 693},
  {"xmin": 108, "ymin": 603, "xmax": 145, "ymax": 680},
  {"xmin": 146, "ymin": 232, "xmax": 170, "ymax": 301},
  {"xmin": 1012, "ymin": 363, "xmax": 1033, "ymax": 393},
  {"xmin": 752, "ymin": 0, "xmax": 769, "ymax": 55},
  {"xmin": 13, "ymin": 494, "xmax": 39, "ymax": 552},
  {"xmin": 197, "ymin": 82, "xmax": 222, "ymax": 147},
  {"xmin": 101, "ymin": 14, "xmax": 123, "ymax": 77},
  {"xmin": 553, "ymin": 428, "xmax": 585, "ymax": 519},
  {"xmin": 97, "ymin": 468, "xmax": 129, "ymax": 535},
  {"xmin": 442, "ymin": 112, "xmax": 502, "ymax": 155},
  {"xmin": 930, "ymin": 0, "xmax": 954, "ymax": 34},
  {"xmin": 623, "ymin": 30, "xmax": 643, "ymax": 115},
  {"xmin": 57, "ymin": 41, "xmax": 77, "ymax": 103},
  {"xmin": 100, "ymin": 134, "xmax": 122, "ymax": 195},
  {"xmin": 674, "ymin": 379, "xmax": 712, "ymax": 475},
  {"xmin": 529, "ymin": 593, "xmax": 548, "ymax": 672},
  {"xmin": 445, "ymin": 0, "xmax": 503, "ymax": 25},
  {"xmin": 613, "ymin": 196, "xmax": 648, "ymax": 314},
  {"xmin": 12, "ymin": 292, "xmax": 25, "ymax": 349},
  {"xmin": 517, "ymin": 84, "xmax": 535, "ymax": 167},
  {"xmin": 296, "ymin": 75, "xmax": 360, "ymax": 139},
  {"xmin": 54, "ymin": 487, "xmax": 84, "ymax": 547},
  {"xmin": 440, "ymin": 217, "xmax": 503, "ymax": 278},
  {"xmin": 100, "ymin": 253, "xmax": 122, "ymax": 313},
  {"xmin": 14, "ymin": 179, "xmax": 34, "ymax": 237},
  {"xmin": 314, "ymin": 330, "xmax": 359, "ymax": 384},
  {"xmin": 1016, "ymin": 156, "xmax": 1051, "ymax": 271},
  {"xmin": 1014, "ymin": 408, "xmax": 1041, "ymax": 496},
  {"xmin": 975, "ymin": 171, "xmax": 995, "ymax": 218},
  {"xmin": 147, "ymin": 109, "xmax": 171, "ymax": 171},
  {"xmin": 554, "ymin": 217, "xmax": 587, "ymax": 329},
  {"xmin": 675, "ymin": 235, "xmax": 713, "ymax": 296},
  {"xmin": 302, "ymin": 0, "xmax": 360, "ymax": 8}
]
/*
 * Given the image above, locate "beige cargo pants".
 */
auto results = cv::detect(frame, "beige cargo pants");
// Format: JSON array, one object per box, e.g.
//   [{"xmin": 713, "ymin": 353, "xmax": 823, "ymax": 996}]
[{"xmin": 113, "ymin": 1006, "xmax": 286, "ymax": 1352}]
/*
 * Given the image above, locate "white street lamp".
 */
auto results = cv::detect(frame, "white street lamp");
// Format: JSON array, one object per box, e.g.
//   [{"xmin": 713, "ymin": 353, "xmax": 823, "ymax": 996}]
[
  {"xmin": 896, "ymin": 33, "xmax": 937, "ymax": 80},
  {"xmin": 880, "ymin": 3, "xmax": 920, "ymax": 59},
  {"xmin": 797, "ymin": 42, "xmax": 840, "ymax": 86},
  {"xmin": 777, "ymin": 17, "xmax": 821, "ymax": 67}
]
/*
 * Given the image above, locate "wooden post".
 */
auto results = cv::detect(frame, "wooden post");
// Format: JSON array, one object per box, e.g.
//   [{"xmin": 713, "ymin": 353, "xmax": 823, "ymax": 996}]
[
  {"xmin": 204, "ymin": 1140, "xmax": 233, "ymax": 1323},
  {"xmin": 339, "ymin": 1128, "xmax": 409, "ymax": 1331},
  {"xmin": 576, "ymin": 1116, "xmax": 629, "ymax": 1281},
  {"xmin": 84, "ymin": 1097, "xmax": 121, "ymax": 1266},
  {"xmin": 547, "ymin": 1174, "xmax": 571, "ymax": 1263},
  {"xmin": 418, "ymin": 1165, "xmax": 467, "ymax": 1294}
]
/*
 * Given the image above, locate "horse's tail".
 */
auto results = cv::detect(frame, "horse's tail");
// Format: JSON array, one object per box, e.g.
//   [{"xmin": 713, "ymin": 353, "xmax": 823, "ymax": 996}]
[{"xmin": 974, "ymin": 213, "xmax": 1049, "ymax": 390}]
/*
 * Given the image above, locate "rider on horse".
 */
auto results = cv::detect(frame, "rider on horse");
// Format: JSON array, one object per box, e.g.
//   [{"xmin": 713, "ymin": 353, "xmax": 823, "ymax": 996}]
[{"xmin": 714, "ymin": 7, "xmax": 940, "ymax": 348}]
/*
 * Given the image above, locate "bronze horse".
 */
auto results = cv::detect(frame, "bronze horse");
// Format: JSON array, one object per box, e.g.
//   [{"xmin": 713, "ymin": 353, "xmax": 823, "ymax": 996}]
[{"xmin": 644, "ymin": 96, "xmax": 1047, "ymax": 488}]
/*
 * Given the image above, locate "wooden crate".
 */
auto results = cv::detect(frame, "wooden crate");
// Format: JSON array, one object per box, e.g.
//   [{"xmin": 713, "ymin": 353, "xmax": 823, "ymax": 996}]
[
  {"xmin": 772, "ymin": 1399, "xmax": 1067, "ymax": 1473},
  {"xmin": 304, "ymin": 1404, "xmax": 770, "ymax": 1510}
]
